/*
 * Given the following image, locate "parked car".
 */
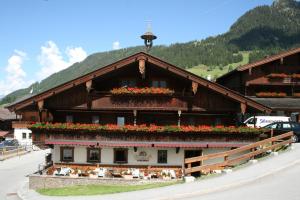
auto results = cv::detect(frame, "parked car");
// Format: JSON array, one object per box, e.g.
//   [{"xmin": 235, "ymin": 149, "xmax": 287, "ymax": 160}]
[
  {"xmin": 243, "ymin": 116, "xmax": 290, "ymax": 128},
  {"xmin": 0, "ymin": 139, "xmax": 19, "ymax": 150},
  {"xmin": 263, "ymin": 121, "xmax": 300, "ymax": 142}
]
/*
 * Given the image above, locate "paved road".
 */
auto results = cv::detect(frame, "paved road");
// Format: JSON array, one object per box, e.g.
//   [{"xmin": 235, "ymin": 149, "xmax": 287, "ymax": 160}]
[
  {"xmin": 0, "ymin": 150, "xmax": 49, "ymax": 200},
  {"xmin": 184, "ymin": 162, "xmax": 300, "ymax": 200}
]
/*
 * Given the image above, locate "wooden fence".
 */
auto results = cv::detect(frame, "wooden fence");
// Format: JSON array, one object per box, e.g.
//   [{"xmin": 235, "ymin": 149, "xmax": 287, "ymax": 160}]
[
  {"xmin": 184, "ymin": 131, "xmax": 294, "ymax": 175},
  {"xmin": 0, "ymin": 146, "xmax": 27, "ymax": 160}
]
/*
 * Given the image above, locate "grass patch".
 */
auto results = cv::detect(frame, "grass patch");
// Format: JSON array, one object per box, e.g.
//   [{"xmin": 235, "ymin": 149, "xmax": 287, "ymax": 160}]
[
  {"xmin": 187, "ymin": 51, "xmax": 250, "ymax": 80},
  {"xmin": 37, "ymin": 181, "xmax": 181, "ymax": 196}
]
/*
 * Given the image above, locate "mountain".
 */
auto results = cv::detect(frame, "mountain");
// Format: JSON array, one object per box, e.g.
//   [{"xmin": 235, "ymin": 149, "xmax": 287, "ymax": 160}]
[{"xmin": 1, "ymin": 0, "xmax": 300, "ymax": 106}]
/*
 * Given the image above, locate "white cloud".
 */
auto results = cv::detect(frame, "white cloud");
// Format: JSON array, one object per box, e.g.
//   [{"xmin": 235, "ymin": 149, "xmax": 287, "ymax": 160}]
[
  {"xmin": 37, "ymin": 41, "xmax": 87, "ymax": 80},
  {"xmin": 0, "ymin": 50, "xmax": 33, "ymax": 95},
  {"xmin": 112, "ymin": 41, "xmax": 120, "ymax": 50},
  {"xmin": 66, "ymin": 47, "xmax": 87, "ymax": 64}
]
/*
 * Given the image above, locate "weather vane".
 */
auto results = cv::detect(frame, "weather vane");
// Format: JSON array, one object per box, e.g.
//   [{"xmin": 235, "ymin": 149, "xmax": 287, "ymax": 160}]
[{"xmin": 141, "ymin": 20, "xmax": 157, "ymax": 52}]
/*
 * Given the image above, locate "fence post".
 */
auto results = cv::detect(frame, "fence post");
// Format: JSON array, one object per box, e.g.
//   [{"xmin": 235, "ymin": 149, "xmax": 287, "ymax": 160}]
[
  {"xmin": 187, "ymin": 163, "xmax": 191, "ymax": 176},
  {"xmin": 251, "ymin": 148, "xmax": 255, "ymax": 160},
  {"xmin": 270, "ymin": 129, "xmax": 274, "ymax": 146}
]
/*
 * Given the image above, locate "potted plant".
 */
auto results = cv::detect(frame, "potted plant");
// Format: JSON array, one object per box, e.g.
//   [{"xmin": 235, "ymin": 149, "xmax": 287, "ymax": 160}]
[
  {"xmin": 122, "ymin": 170, "xmax": 133, "ymax": 179},
  {"xmin": 69, "ymin": 168, "xmax": 79, "ymax": 178}
]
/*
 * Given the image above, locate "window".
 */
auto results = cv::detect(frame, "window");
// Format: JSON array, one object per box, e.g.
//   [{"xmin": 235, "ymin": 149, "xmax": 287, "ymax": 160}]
[
  {"xmin": 151, "ymin": 80, "xmax": 167, "ymax": 88},
  {"xmin": 282, "ymin": 123, "xmax": 291, "ymax": 129},
  {"xmin": 28, "ymin": 133, "xmax": 32, "ymax": 139},
  {"xmin": 157, "ymin": 150, "xmax": 168, "ymax": 164},
  {"xmin": 66, "ymin": 115, "xmax": 73, "ymax": 123},
  {"xmin": 114, "ymin": 148, "xmax": 128, "ymax": 163},
  {"xmin": 92, "ymin": 116, "xmax": 100, "ymax": 124},
  {"xmin": 87, "ymin": 148, "xmax": 101, "ymax": 163},
  {"xmin": 60, "ymin": 147, "xmax": 74, "ymax": 162},
  {"xmin": 117, "ymin": 117, "xmax": 125, "ymax": 126},
  {"xmin": 22, "ymin": 132, "xmax": 27, "ymax": 139},
  {"xmin": 121, "ymin": 80, "xmax": 136, "ymax": 87}
]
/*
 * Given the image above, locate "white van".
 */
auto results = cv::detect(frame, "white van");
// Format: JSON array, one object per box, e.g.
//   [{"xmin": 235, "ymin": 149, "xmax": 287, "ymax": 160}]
[{"xmin": 244, "ymin": 116, "xmax": 290, "ymax": 128}]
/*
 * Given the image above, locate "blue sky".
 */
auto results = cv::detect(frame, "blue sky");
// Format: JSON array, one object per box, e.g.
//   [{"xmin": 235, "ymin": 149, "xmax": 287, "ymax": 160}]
[{"xmin": 0, "ymin": 0, "xmax": 273, "ymax": 96}]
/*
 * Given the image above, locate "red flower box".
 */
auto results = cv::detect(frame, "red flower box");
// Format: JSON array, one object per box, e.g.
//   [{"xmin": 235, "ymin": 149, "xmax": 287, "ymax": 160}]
[
  {"xmin": 110, "ymin": 87, "xmax": 174, "ymax": 96},
  {"xmin": 29, "ymin": 123, "xmax": 265, "ymax": 134},
  {"xmin": 256, "ymin": 92, "xmax": 287, "ymax": 97}
]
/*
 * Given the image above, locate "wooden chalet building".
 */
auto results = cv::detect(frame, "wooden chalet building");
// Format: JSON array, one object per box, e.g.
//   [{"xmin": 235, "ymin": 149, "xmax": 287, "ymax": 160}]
[
  {"xmin": 7, "ymin": 52, "xmax": 271, "ymax": 176},
  {"xmin": 217, "ymin": 47, "xmax": 300, "ymax": 120}
]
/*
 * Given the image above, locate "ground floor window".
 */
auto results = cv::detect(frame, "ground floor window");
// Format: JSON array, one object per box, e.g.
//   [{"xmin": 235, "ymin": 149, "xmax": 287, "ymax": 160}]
[
  {"xmin": 87, "ymin": 148, "xmax": 101, "ymax": 163},
  {"xmin": 114, "ymin": 148, "xmax": 128, "ymax": 163},
  {"xmin": 22, "ymin": 132, "xmax": 26, "ymax": 139},
  {"xmin": 60, "ymin": 147, "xmax": 74, "ymax": 162},
  {"xmin": 157, "ymin": 150, "xmax": 168, "ymax": 163}
]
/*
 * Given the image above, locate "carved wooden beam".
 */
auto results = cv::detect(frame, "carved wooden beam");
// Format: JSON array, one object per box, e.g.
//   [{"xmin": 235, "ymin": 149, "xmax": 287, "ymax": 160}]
[
  {"xmin": 133, "ymin": 110, "xmax": 137, "ymax": 126},
  {"xmin": 86, "ymin": 80, "xmax": 92, "ymax": 93},
  {"xmin": 192, "ymin": 81, "xmax": 198, "ymax": 95},
  {"xmin": 240, "ymin": 102, "xmax": 247, "ymax": 115},
  {"xmin": 138, "ymin": 59, "xmax": 146, "ymax": 79},
  {"xmin": 37, "ymin": 100, "xmax": 44, "ymax": 111},
  {"xmin": 248, "ymin": 68, "xmax": 252, "ymax": 75}
]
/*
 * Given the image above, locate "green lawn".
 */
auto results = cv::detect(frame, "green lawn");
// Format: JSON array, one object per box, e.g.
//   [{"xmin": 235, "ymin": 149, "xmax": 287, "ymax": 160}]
[
  {"xmin": 187, "ymin": 51, "xmax": 250, "ymax": 80},
  {"xmin": 37, "ymin": 181, "xmax": 180, "ymax": 196}
]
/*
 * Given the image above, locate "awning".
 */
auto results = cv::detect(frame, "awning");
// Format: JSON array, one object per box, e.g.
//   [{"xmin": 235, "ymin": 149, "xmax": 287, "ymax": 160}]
[
  {"xmin": 0, "ymin": 131, "xmax": 9, "ymax": 137},
  {"xmin": 45, "ymin": 140, "xmax": 249, "ymax": 148}
]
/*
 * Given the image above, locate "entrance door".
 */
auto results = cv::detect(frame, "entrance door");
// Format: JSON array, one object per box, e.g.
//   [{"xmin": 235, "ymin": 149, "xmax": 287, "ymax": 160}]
[{"xmin": 184, "ymin": 150, "xmax": 202, "ymax": 177}]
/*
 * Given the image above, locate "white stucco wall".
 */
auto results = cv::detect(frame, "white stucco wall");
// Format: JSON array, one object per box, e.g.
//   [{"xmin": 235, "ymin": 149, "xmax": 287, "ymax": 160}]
[
  {"xmin": 14, "ymin": 128, "xmax": 32, "ymax": 146},
  {"xmin": 53, "ymin": 146, "xmax": 184, "ymax": 166},
  {"xmin": 52, "ymin": 145, "xmax": 242, "ymax": 166}
]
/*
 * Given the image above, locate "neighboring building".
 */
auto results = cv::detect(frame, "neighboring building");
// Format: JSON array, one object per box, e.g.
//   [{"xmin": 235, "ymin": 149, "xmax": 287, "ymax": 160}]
[
  {"xmin": 217, "ymin": 47, "xmax": 300, "ymax": 120},
  {"xmin": 0, "ymin": 131, "xmax": 9, "ymax": 142},
  {"xmin": 6, "ymin": 52, "xmax": 270, "ymax": 175},
  {"xmin": 11, "ymin": 121, "xmax": 32, "ymax": 146},
  {"xmin": 0, "ymin": 107, "xmax": 31, "ymax": 145},
  {"xmin": 0, "ymin": 107, "xmax": 18, "ymax": 139}
]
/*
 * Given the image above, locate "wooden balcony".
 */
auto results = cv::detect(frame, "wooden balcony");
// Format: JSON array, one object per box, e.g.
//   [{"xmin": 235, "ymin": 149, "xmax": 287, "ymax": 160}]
[
  {"xmin": 246, "ymin": 77, "xmax": 300, "ymax": 86},
  {"xmin": 12, "ymin": 121, "xmax": 31, "ymax": 129},
  {"xmin": 89, "ymin": 92, "xmax": 198, "ymax": 111}
]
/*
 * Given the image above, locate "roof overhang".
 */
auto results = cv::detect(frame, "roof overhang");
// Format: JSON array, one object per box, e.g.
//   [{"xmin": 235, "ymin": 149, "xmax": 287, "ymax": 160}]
[{"xmin": 6, "ymin": 52, "xmax": 271, "ymax": 113}]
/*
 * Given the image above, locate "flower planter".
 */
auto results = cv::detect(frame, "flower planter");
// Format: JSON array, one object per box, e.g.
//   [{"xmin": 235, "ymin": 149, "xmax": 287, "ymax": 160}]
[
  {"xmin": 256, "ymin": 92, "xmax": 287, "ymax": 97},
  {"xmin": 110, "ymin": 87, "xmax": 174, "ymax": 96},
  {"xmin": 29, "ymin": 123, "xmax": 266, "ymax": 134}
]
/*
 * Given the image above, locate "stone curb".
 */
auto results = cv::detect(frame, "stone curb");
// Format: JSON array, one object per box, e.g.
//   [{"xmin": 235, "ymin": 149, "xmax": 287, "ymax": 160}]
[{"xmin": 17, "ymin": 146, "xmax": 300, "ymax": 200}]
